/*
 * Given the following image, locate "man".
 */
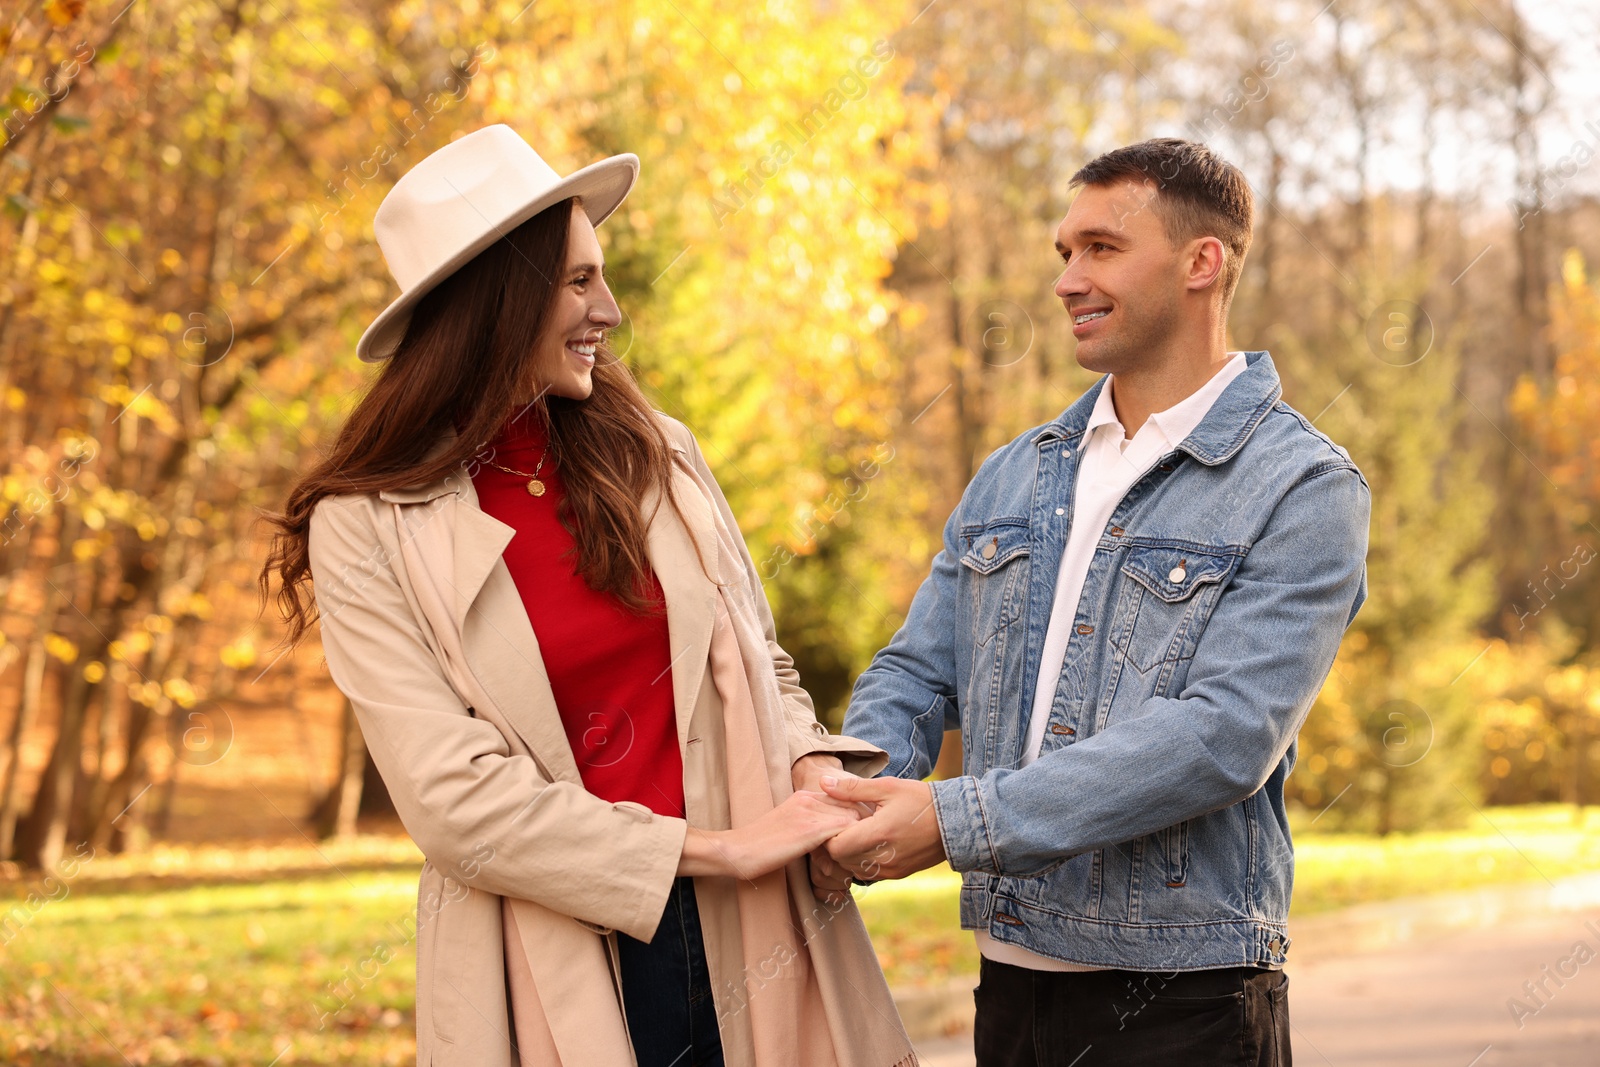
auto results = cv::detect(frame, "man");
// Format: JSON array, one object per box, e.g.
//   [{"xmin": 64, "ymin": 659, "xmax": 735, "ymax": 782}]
[{"xmin": 810, "ymin": 139, "xmax": 1370, "ymax": 1065}]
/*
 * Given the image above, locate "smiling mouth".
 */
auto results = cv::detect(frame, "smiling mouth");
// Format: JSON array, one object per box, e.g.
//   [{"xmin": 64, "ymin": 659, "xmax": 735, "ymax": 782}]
[
  {"xmin": 566, "ymin": 340, "xmax": 598, "ymax": 364},
  {"xmin": 1073, "ymin": 310, "xmax": 1110, "ymax": 326}
]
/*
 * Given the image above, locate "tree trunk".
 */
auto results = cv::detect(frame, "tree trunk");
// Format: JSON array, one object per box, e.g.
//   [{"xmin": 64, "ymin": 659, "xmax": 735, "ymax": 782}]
[
  {"xmin": 0, "ymin": 632, "xmax": 51, "ymax": 859},
  {"xmin": 14, "ymin": 647, "xmax": 105, "ymax": 870},
  {"xmin": 310, "ymin": 695, "xmax": 366, "ymax": 839}
]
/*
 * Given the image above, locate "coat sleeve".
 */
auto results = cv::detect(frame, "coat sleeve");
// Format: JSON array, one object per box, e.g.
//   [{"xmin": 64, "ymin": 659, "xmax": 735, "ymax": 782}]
[
  {"xmin": 670, "ymin": 419, "xmax": 889, "ymax": 779},
  {"xmin": 308, "ymin": 495, "xmax": 686, "ymax": 942}
]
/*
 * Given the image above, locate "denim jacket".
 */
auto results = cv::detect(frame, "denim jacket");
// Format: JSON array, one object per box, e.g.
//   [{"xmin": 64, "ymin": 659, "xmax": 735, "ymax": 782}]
[{"xmin": 842, "ymin": 351, "xmax": 1370, "ymax": 971}]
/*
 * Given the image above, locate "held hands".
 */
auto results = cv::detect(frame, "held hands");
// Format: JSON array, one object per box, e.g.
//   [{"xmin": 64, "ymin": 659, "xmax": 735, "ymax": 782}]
[
  {"xmin": 792, "ymin": 754, "xmax": 949, "ymax": 905},
  {"xmin": 793, "ymin": 754, "xmax": 869, "ymax": 905},
  {"xmin": 678, "ymin": 754, "xmax": 949, "ymax": 897},
  {"xmin": 817, "ymin": 775, "xmax": 947, "ymax": 887},
  {"xmin": 678, "ymin": 754, "xmax": 863, "ymax": 881}
]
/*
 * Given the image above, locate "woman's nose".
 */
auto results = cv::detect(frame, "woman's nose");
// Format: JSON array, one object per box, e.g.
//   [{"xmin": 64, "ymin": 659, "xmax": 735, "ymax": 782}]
[{"xmin": 590, "ymin": 291, "xmax": 622, "ymax": 331}]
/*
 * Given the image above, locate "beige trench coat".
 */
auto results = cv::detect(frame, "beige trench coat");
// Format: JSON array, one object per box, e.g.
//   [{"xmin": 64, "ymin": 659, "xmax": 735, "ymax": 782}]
[{"xmin": 307, "ymin": 412, "xmax": 911, "ymax": 1066}]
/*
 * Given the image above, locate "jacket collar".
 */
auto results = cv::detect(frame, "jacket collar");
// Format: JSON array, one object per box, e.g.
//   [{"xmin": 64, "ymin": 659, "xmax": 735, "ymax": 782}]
[
  {"xmin": 376, "ymin": 426, "xmax": 720, "ymax": 773},
  {"xmin": 1033, "ymin": 349, "xmax": 1282, "ymax": 466}
]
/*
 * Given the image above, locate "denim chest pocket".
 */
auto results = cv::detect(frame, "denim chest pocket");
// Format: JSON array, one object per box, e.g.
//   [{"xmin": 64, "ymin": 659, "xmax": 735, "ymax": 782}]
[
  {"xmin": 1112, "ymin": 540, "xmax": 1243, "ymax": 673},
  {"xmin": 959, "ymin": 519, "xmax": 1030, "ymax": 646}
]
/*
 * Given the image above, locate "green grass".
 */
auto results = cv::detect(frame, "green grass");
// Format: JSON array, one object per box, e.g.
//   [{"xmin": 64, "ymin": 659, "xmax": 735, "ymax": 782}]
[
  {"xmin": 3, "ymin": 805, "xmax": 1599, "ymax": 1061},
  {"xmin": 0, "ymin": 871, "xmax": 421, "ymax": 1065},
  {"xmin": 854, "ymin": 803, "xmax": 1600, "ymax": 987}
]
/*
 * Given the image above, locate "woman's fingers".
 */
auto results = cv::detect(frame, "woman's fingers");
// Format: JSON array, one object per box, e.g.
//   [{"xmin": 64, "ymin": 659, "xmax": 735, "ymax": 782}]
[
  {"xmin": 723, "ymin": 791, "xmax": 863, "ymax": 880},
  {"xmin": 792, "ymin": 792, "xmax": 861, "ymax": 842},
  {"xmin": 808, "ymin": 844, "xmax": 854, "ymax": 905}
]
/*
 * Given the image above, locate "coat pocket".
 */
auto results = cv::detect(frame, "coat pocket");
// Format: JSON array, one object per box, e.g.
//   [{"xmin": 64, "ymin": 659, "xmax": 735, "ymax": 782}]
[
  {"xmin": 958, "ymin": 518, "xmax": 1031, "ymax": 647},
  {"xmin": 1158, "ymin": 819, "xmax": 1190, "ymax": 888},
  {"xmin": 1112, "ymin": 540, "xmax": 1243, "ymax": 673}
]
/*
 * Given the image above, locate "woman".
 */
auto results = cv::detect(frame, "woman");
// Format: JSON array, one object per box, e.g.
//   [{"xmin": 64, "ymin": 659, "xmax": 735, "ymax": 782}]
[{"xmin": 260, "ymin": 125, "xmax": 917, "ymax": 1067}]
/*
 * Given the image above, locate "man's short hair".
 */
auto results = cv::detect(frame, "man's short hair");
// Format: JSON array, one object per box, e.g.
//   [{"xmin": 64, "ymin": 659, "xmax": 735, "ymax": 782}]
[{"xmin": 1070, "ymin": 138, "xmax": 1254, "ymax": 306}]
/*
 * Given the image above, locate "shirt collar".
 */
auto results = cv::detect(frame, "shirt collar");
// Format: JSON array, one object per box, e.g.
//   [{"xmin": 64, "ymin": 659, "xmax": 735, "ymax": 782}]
[{"xmin": 1087, "ymin": 351, "xmax": 1251, "ymax": 451}]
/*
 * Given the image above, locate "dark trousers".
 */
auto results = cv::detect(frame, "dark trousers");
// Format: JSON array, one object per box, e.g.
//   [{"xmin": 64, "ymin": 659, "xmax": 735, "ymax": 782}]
[
  {"xmin": 616, "ymin": 876, "xmax": 726, "ymax": 1067},
  {"xmin": 973, "ymin": 955, "xmax": 1292, "ymax": 1066}
]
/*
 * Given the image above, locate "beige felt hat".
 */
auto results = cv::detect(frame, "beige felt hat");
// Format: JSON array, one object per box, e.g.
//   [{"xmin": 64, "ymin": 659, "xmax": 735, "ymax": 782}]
[{"xmin": 357, "ymin": 124, "xmax": 638, "ymax": 362}]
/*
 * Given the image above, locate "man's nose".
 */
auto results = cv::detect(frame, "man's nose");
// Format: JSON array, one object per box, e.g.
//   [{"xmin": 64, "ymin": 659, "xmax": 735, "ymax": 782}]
[{"xmin": 1054, "ymin": 267, "xmax": 1088, "ymax": 300}]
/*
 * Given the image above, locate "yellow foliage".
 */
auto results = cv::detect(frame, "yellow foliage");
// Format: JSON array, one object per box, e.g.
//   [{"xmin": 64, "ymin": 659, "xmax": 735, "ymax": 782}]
[
  {"xmin": 219, "ymin": 637, "xmax": 258, "ymax": 671},
  {"xmin": 44, "ymin": 634, "xmax": 78, "ymax": 664},
  {"xmin": 1513, "ymin": 249, "xmax": 1600, "ymax": 525},
  {"xmin": 163, "ymin": 678, "xmax": 200, "ymax": 708}
]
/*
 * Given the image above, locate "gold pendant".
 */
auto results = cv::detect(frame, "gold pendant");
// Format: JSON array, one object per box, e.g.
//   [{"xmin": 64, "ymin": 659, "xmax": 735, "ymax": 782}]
[{"xmin": 527, "ymin": 478, "xmax": 546, "ymax": 497}]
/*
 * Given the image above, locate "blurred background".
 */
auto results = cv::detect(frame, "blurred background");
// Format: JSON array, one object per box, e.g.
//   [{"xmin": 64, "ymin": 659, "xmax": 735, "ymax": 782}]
[{"xmin": 2, "ymin": 0, "xmax": 1599, "ymax": 1063}]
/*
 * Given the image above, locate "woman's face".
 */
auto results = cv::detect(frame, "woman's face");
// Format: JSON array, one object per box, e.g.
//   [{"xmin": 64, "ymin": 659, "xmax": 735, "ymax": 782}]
[{"xmin": 530, "ymin": 201, "xmax": 622, "ymax": 402}]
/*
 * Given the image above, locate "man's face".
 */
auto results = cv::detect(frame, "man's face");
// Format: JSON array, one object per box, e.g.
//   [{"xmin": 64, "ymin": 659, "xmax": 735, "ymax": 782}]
[{"xmin": 1053, "ymin": 180, "xmax": 1188, "ymax": 375}]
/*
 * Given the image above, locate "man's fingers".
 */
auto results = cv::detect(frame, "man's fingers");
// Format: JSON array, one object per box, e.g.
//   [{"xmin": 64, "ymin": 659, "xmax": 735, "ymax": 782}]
[
  {"xmin": 819, "ymin": 774, "xmax": 889, "ymax": 804},
  {"xmin": 824, "ymin": 821, "xmax": 879, "ymax": 863}
]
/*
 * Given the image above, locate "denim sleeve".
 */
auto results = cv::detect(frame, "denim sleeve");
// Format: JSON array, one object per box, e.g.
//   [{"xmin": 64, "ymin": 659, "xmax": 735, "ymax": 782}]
[
  {"xmin": 840, "ymin": 497, "xmax": 965, "ymax": 782},
  {"xmin": 931, "ymin": 464, "xmax": 1371, "ymax": 877}
]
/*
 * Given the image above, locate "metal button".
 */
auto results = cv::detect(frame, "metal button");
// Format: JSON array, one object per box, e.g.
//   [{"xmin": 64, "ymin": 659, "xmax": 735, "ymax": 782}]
[
  {"xmin": 981, "ymin": 539, "xmax": 997, "ymax": 560},
  {"xmin": 1062, "ymin": 449, "xmax": 1070, "ymax": 457},
  {"xmin": 1055, "ymin": 507, "xmax": 1065, "ymax": 515},
  {"xmin": 1108, "ymin": 525, "xmax": 1124, "ymax": 536},
  {"xmin": 1076, "ymin": 624, "xmax": 1094, "ymax": 634},
  {"xmin": 1169, "ymin": 565, "xmax": 1187, "ymax": 583}
]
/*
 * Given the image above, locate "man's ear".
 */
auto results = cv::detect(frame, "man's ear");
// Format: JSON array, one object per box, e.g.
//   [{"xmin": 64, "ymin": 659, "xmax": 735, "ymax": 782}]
[{"xmin": 1186, "ymin": 235, "xmax": 1225, "ymax": 294}]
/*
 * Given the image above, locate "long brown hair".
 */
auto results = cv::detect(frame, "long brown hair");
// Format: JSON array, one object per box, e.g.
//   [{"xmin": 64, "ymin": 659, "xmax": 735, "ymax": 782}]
[{"xmin": 260, "ymin": 196, "xmax": 701, "ymax": 648}]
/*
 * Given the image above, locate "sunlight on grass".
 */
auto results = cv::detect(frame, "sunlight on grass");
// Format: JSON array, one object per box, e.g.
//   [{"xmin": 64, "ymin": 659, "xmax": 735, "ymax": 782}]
[
  {"xmin": 3, "ymin": 805, "xmax": 1600, "ymax": 1061},
  {"xmin": 0, "ymin": 872, "xmax": 421, "ymax": 1065},
  {"xmin": 852, "ymin": 804, "xmax": 1600, "ymax": 987}
]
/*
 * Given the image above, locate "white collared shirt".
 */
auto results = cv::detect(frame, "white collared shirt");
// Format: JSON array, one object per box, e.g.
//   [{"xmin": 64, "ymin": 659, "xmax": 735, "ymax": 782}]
[{"xmin": 976, "ymin": 350, "xmax": 1249, "ymax": 972}]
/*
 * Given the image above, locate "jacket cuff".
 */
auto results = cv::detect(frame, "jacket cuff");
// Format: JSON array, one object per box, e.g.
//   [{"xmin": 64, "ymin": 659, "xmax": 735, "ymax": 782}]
[{"xmin": 930, "ymin": 775, "xmax": 998, "ymax": 874}]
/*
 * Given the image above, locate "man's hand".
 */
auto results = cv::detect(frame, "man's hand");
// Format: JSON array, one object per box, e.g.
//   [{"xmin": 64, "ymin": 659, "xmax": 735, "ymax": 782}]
[
  {"xmin": 792, "ymin": 754, "xmax": 864, "ymax": 905},
  {"xmin": 821, "ymin": 775, "xmax": 947, "ymax": 882}
]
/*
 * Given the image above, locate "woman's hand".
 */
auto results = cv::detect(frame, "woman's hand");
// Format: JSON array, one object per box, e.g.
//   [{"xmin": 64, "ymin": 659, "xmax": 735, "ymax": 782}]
[{"xmin": 678, "ymin": 789, "xmax": 860, "ymax": 880}]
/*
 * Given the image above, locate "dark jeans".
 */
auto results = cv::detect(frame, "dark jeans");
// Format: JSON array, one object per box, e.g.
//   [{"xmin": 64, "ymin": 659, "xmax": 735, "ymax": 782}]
[
  {"xmin": 616, "ymin": 876, "xmax": 725, "ymax": 1067},
  {"xmin": 973, "ymin": 955, "xmax": 1292, "ymax": 1066}
]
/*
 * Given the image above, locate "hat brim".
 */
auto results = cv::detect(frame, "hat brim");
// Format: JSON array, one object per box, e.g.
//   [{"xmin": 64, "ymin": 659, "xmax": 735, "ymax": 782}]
[{"xmin": 356, "ymin": 152, "xmax": 639, "ymax": 363}]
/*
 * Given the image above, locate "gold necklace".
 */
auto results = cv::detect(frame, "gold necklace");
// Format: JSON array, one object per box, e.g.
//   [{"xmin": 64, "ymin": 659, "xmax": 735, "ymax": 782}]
[{"xmin": 484, "ymin": 449, "xmax": 550, "ymax": 496}]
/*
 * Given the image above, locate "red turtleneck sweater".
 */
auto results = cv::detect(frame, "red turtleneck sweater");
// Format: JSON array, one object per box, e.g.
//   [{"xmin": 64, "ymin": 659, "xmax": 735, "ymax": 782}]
[{"xmin": 469, "ymin": 409, "xmax": 685, "ymax": 818}]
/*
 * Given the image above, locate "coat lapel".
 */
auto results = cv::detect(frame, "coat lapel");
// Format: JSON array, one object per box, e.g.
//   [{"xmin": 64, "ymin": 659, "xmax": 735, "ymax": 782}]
[
  {"xmin": 646, "ymin": 449, "xmax": 725, "ymax": 749},
  {"xmin": 379, "ymin": 432, "xmax": 725, "ymax": 780}
]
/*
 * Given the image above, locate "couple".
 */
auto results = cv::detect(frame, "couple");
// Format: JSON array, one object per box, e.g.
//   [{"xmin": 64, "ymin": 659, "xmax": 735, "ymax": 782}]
[{"xmin": 264, "ymin": 126, "xmax": 1369, "ymax": 1067}]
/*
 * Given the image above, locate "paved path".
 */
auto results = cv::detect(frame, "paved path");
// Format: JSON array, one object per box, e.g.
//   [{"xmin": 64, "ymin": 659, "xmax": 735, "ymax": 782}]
[
  {"xmin": 908, "ymin": 906, "xmax": 1600, "ymax": 1066},
  {"xmin": 1288, "ymin": 905, "xmax": 1600, "ymax": 1066}
]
